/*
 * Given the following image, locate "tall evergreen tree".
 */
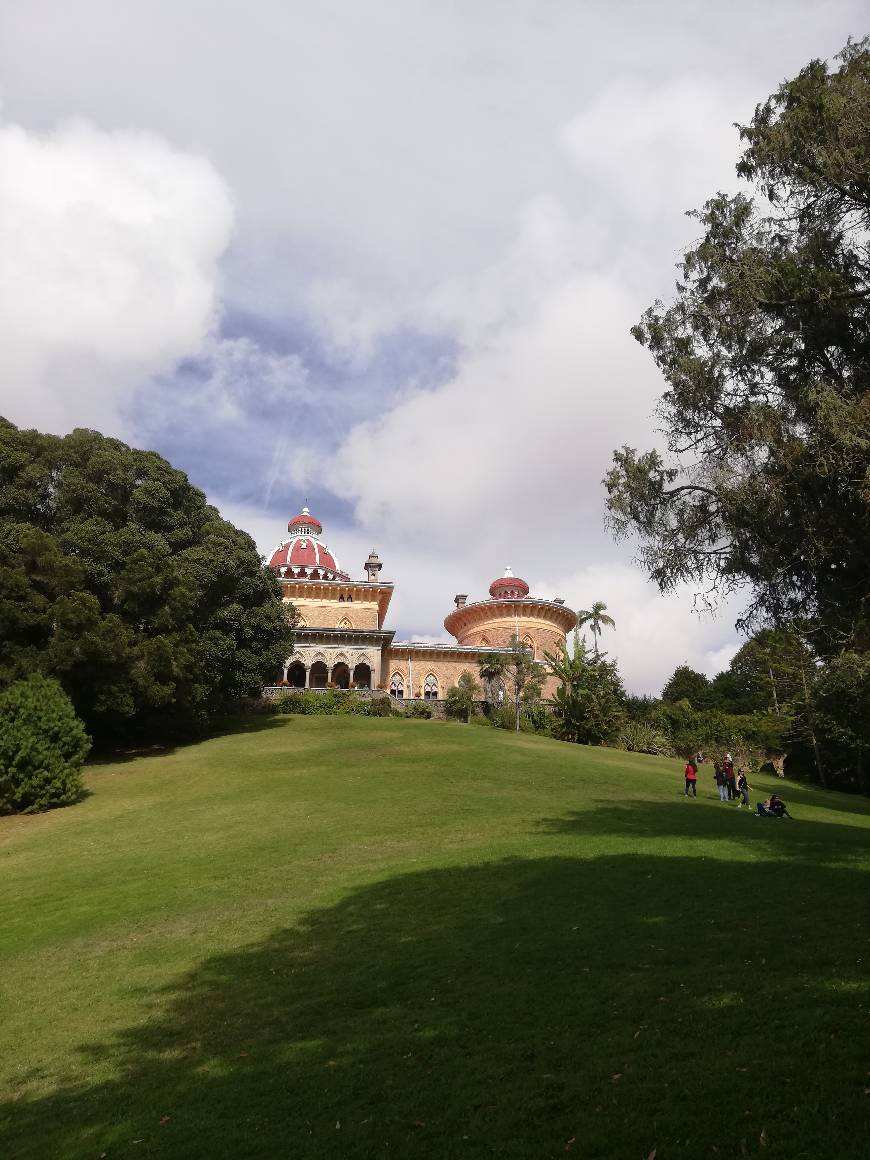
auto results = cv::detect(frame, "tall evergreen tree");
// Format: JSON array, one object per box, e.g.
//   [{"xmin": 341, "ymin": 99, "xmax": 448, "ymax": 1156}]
[
  {"xmin": 605, "ymin": 40, "xmax": 870, "ymax": 648},
  {"xmin": 0, "ymin": 421, "xmax": 293, "ymax": 742}
]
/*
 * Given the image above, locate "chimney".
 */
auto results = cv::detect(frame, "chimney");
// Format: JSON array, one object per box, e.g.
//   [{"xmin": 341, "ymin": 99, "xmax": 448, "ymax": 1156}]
[
  {"xmin": 454, "ymin": 593, "xmax": 468, "ymax": 608},
  {"xmin": 364, "ymin": 549, "xmax": 383, "ymax": 583}
]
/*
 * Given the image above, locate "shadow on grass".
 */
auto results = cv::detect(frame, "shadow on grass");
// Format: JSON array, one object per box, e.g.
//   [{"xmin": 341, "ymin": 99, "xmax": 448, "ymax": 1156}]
[
  {"xmin": 2, "ymin": 844, "xmax": 868, "ymax": 1159},
  {"xmin": 537, "ymin": 798, "xmax": 870, "ymax": 866},
  {"xmin": 87, "ymin": 713, "xmax": 286, "ymax": 766}
]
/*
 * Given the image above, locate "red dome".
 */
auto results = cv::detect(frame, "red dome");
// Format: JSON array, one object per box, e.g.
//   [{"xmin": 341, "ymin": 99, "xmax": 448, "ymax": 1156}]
[
  {"xmin": 287, "ymin": 506, "xmax": 322, "ymax": 534},
  {"xmin": 489, "ymin": 567, "xmax": 529, "ymax": 600},
  {"xmin": 268, "ymin": 506, "xmax": 348, "ymax": 581}
]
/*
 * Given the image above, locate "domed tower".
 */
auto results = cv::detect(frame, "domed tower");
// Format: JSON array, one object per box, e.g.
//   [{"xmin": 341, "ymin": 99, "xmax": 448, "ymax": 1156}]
[
  {"xmin": 268, "ymin": 506, "xmax": 349, "ymax": 581},
  {"xmin": 443, "ymin": 566, "xmax": 575, "ymax": 662},
  {"xmin": 265, "ymin": 505, "xmax": 394, "ymax": 694}
]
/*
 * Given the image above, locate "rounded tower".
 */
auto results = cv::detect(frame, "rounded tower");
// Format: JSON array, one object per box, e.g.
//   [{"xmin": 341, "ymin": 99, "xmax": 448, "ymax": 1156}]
[{"xmin": 443, "ymin": 566, "xmax": 575, "ymax": 660}]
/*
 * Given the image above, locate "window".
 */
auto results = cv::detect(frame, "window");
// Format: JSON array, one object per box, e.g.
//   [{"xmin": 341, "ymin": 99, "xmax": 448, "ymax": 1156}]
[
  {"xmin": 423, "ymin": 674, "xmax": 438, "ymax": 701},
  {"xmin": 338, "ymin": 617, "xmax": 352, "ymax": 629},
  {"xmin": 390, "ymin": 674, "xmax": 404, "ymax": 699},
  {"xmin": 338, "ymin": 595, "xmax": 345, "ymax": 603}
]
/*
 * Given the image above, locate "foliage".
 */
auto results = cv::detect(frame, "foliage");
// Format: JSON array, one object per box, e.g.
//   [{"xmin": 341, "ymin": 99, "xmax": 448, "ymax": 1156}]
[
  {"xmin": 0, "ymin": 674, "xmax": 91, "ymax": 813},
  {"xmin": 403, "ymin": 700, "xmax": 434, "ymax": 719},
  {"xmin": 660, "ymin": 665, "xmax": 716, "ymax": 709},
  {"xmin": 477, "ymin": 652, "xmax": 507, "ymax": 711},
  {"xmin": 576, "ymin": 600, "xmax": 616, "ymax": 657},
  {"xmin": 271, "ymin": 690, "xmax": 395, "ymax": 717},
  {"xmin": 545, "ymin": 632, "xmax": 625, "ymax": 745},
  {"xmin": 623, "ymin": 694, "xmax": 659, "ymax": 720},
  {"xmin": 719, "ymin": 629, "xmax": 817, "ymax": 714},
  {"xmin": 365, "ymin": 695, "xmax": 395, "ymax": 718},
  {"xmin": 500, "ymin": 637, "xmax": 542, "ymax": 731},
  {"xmin": 648, "ymin": 701, "xmax": 791, "ymax": 768},
  {"xmin": 487, "ymin": 701, "xmax": 542, "ymax": 734},
  {"xmin": 445, "ymin": 671, "xmax": 479, "ymax": 722},
  {"xmin": 0, "ymin": 421, "xmax": 294, "ymax": 744},
  {"xmin": 605, "ymin": 40, "xmax": 870, "ymax": 649},
  {"xmin": 617, "ymin": 720, "xmax": 674, "ymax": 757},
  {"xmin": 604, "ymin": 41, "xmax": 870, "ymax": 792}
]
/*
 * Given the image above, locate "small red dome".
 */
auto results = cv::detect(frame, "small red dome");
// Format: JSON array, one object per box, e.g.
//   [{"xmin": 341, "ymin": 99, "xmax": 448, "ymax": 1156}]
[
  {"xmin": 489, "ymin": 567, "xmax": 529, "ymax": 600},
  {"xmin": 287, "ymin": 506, "xmax": 322, "ymax": 534}
]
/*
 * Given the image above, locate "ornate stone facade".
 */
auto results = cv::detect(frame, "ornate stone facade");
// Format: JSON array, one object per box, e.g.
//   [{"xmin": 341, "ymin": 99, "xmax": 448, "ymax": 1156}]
[{"xmin": 268, "ymin": 508, "xmax": 576, "ymax": 699}]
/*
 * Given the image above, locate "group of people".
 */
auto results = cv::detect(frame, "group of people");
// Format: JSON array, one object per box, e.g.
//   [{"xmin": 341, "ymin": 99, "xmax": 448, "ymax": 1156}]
[{"xmin": 682, "ymin": 751, "xmax": 792, "ymax": 817}]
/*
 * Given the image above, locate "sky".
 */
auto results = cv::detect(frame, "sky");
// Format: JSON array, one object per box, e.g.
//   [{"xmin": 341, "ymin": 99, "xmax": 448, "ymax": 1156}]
[{"xmin": 0, "ymin": 1, "xmax": 864, "ymax": 693}]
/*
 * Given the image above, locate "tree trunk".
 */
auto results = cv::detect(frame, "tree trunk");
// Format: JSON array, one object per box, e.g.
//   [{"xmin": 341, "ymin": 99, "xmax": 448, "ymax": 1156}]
[
  {"xmin": 857, "ymin": 749, "xmax": 870, "ymax": 797},
  {"xmin": 799, "ymin": 658, "xmax": 827, "ymax": 789}
]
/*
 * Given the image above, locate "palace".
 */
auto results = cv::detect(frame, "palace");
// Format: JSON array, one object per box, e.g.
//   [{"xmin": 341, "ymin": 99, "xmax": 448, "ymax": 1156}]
[{"xmin": 268, "ymin": 506, "xmax": 577, "ymax": 700}]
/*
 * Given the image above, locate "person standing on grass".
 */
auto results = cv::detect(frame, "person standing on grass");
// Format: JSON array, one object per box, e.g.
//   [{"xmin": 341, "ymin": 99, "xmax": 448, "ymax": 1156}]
[
  {"xmin": 725, "ymin": 757, "xmax": 737, "ymax": 801},
  {"xmin": 715, "ymin": 761, "xmax": 728, "ymax": 802},
  {"xmin": 684, "ymin": 758, "xmax": 698, "ymax": 797},
  {"xmin": 735, "ymin": 770, "xmax": 751, "ymax": 809}
]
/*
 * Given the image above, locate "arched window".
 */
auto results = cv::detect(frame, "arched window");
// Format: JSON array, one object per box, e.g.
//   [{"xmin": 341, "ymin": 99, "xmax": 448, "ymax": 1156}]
[
  {"xmin": 338, "ymin": 617, "xmax": 352, "ymax": 629},
  {"xmin": 346, "ymin": 595, "xmax": 353, "ymax": 602},
  {"xmin": 423, "ymin": 674, "xmax": 438, "ymax": 701},
  {"xmin": 390, "ymin": 674, "xmax": 404, "ymax": 699},
  {"xmin": 338, "ymin": 595, "xmax": 345, "ymax": 603},
  {"xmin": 522, "ymin": 635, "xmax": 535, "ymax": 658},
  {"xmin": 479, "ymin": 635, "xmax": 490, "ymax": 646}
]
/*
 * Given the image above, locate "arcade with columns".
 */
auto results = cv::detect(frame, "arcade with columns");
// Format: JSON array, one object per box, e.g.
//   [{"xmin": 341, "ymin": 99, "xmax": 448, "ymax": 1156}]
[{"xmin": 268, "ymin": 506, "xmax": 577, "ymax": 700}]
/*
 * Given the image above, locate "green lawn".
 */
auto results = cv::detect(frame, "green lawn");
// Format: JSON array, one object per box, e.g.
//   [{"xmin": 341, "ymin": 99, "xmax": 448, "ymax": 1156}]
[{"xmin": 1, "ymin": 716, "xmax": 869, "ymax": 1159}]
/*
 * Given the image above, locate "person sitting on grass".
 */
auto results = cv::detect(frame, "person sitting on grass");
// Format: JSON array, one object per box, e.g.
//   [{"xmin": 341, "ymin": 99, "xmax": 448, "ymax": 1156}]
[
  {"xmin": 756, "ymin": 793, "xmax": 793, "ymax": 818},
  {"xmin": 684, "ymin": 758, "xmax": 697, "ymax": 797}
]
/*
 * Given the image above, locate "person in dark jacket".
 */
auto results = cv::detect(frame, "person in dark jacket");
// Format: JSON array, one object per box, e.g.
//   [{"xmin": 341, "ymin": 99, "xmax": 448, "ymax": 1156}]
[
  {"xmin": 735, "ymin": 770, "xmax": 751, "ymax": 809},
  {"xmin": 755, "ymin": 794, "xmax": 793, "ymax": 818},
  {"xmin": 724, "ymin": 754, "xmax": 736, "ymax": 799},
  {"xmin": 714, "ymin": 762, "xmax": 728, "ymax": 802}
]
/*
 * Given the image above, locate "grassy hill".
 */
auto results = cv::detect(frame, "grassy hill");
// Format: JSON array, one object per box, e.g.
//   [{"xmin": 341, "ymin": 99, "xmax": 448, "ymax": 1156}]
[{"xmin": 1, "ymin": 716, "xmax": 868, "ymax": 1159}]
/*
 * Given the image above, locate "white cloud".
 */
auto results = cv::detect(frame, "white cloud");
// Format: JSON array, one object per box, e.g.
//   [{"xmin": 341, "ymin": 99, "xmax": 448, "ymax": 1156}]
[
  {"xmin": 0, "ymin": 117, "xmax": 234, "ymax": 435},
  {"xmin": 531, "ymin": 562, "xmax": 745, "ymax": 695}
]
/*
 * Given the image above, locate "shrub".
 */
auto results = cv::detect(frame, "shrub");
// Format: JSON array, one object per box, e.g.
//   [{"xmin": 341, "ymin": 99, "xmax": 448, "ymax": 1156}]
[
  {"xmin": 0, "ymin": 675, "xmax": 91, "ymax": 814},
  {"xmin": 403, "ymin": 700, "xmax": 433, "ymax": 719},
  {"xmin": 489, "ymin": 703, "xmax": 538, "ymax": 733},
  {"xmin": 271, "ymin": 692, "xmax": 306, "ymax": 714},
  {"xmin": 364, "ymin": 696, "xmax": 394, "ymax": 717},
  {"xmin": 617, "ymin": 720, "xmax": 674, "ymax": 757},
  {"xmin": 271, "ymin": 690, "xmax": 395, "ymax": 717}
]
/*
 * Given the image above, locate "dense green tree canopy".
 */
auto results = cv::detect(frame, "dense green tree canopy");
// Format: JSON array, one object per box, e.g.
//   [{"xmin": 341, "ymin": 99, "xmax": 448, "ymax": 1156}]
[
  {"xmin": 0, "ymin": 420, "xmax": 293, "ymax": 742},
  {"xmin": 660, "ymin": 664, "xmax": 715, "ymax": 709},
  {"xmin": 545, "ymin": 632, "xmax": 625, "ymax": 745},
  {"xmin": 605, "ymin": 40, "xmax": 870, "ymax": 648}
]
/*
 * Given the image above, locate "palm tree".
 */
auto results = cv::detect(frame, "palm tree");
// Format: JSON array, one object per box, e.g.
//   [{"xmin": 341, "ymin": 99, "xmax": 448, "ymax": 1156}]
[
  {"xmin": 576, "ymin": 601, "xmax": 615, "ymax": 658},
  {"xmin": 478, "ymin": 652, "xmax": 507, "ymax": 715}
]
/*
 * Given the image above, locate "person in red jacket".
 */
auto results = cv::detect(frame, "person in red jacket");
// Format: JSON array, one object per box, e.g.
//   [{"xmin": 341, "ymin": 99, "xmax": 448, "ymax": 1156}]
[{"xmin": 684, "ymin": 759, "xmax": 697, "ymax": 797}]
